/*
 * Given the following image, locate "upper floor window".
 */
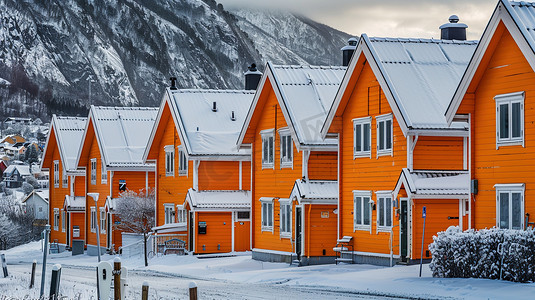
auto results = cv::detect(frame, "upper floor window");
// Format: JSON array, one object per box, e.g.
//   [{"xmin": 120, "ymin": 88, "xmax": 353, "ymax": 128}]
[
  {"xmin": 164, "ymin": 145, "xmax": 174, "ymax": 177},
  {"xmin": 178, "ymin": 147, "xmax": 188, "ymax": 176},
  {"xmin": 101, "ymin": 161, "xmax": 107, "ymax": 184},
  {"xmin": 61, "ymin": 209, "xmax": 66, "ymax": 232},
  {"xmin": 260, "ymin": 197, "xmax": 274, "ymax": 231},
  {"xmin": 376, "ymin": 192, "xmax": 393, "ymax": 231},
  {"xmin": 90, "ymin": 158, "xmax": 97, "ymax": 185},
  {"xmin": 353, "ymin": 190, "xmax": 372, "ymax": 231},
  {"xmin": 164, "ymin": 204, "xmax": 175, "ymax": 224},
  {"xmin": 53, "ymin": 160, "xmax": 59, "ymax": 188},
  {"xmin": 53, "ymin": 208, "xmax": 60, "ymax": 231},
  {"xmin": 495, "ymin": 92, "xmax": 524, "ymax": 148},
  {"xmin": 495, "ymin": 184, "xmax": 524, "ymax": 230},
  {"xmin": 261, "ymin": 129, "xmax": 274, "ymax": 169},
  {"xmin": 62, "ymin": 168, "xmax": 68, "ymax": 188},
  {"xmin": 353, "ymin": 117, "xmax": 372, "ymax": 158},
  {"xmin": 176, "ymin": 205, "xmax": 187, "ymax": 223},
  {"xmin": 279, "ymin": 129, "xmax": 293, "ymax": 168},
  {"xmin": 279, "ymin": 199, "xmax": 291, "ymax": 238},
  {"xmin": 376, "ymin": 114, "xmax": 393, "ymax": 156},
  {"xmin": 100, "ymin": 208, "xmax": 106, "ymax": 234}
]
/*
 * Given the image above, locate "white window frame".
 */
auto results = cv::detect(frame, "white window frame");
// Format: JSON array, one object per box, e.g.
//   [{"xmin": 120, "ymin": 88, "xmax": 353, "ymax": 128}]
[
  {"xmin": 353, "ymin": 117, "xmax": 372, "ymax": 158},
  {"xmin": 178, "ymin": 146, "xmax": 188, "ymax": 176},
  {"xmin": 376, "ymin": 191, "xmax": 394, "ymax": 232},
  {"xmin": 164, "ymin": 204, "xmax": 175, "ymax": 224},
  {"xmin": 279, "ymin": 128, "xmax": 293, "ymax": 168},
  {"xmin": 164, "ymin": 145, "xmax": 175, "ymax": 177},
  {"xmin": 376, "ymin": 114, "xmax": 393, "ymax": 157},
  {"xmin": 279, "ymin": 199, "xmax": 292, "ymax": 238},
  {"xmin": 261, "ymin": 129, "xmax": 275, "ymax": 169},
  {"xmin": 353, "ymin": 190, "xmax": 372, "ymax": 231},
  {"xmin": 90, "ymin": 207, "xmax": 97, "ymax": 233},
  {"xmin": 61, "ymin": 209, "xmax": 66, "ymax": 232},
  {"xmin": 260, "ymin": 197, "xmax": 274, "ymax": 232},
  {"xmin": 236, "ymin": 211, "xmax": 251, "ymax": 221},
  {"xmin": 62, "ymin": 168, "xmax": 68, "ymax": 188},
  {"xmin": 495, "ymin": 92, "xmax": 524, "ymax": 148},
  {"xmin": 90, "ymin": 158, "xmax": 97, "ymax": 185},
  {"xmin": 53, "ymin": 208, "xmax": 59, "ymax": 231},
  {"xmin": 53, "ymin": 160, "xmax": 59, "ymax": 188},
  {"xmin": 495, "ymin": 184, "xmax": 525, "ymax": 230},
  {"xmin": 101, "ymin": 161, "xmax": 107, "ymax": 184},
  {"xmin": 99, "ymin": 208, "xmax": 106, "ymax": 234},
  {"xmin": 176, "ymin": 205, "xmax": 187, "ymax": 223}
]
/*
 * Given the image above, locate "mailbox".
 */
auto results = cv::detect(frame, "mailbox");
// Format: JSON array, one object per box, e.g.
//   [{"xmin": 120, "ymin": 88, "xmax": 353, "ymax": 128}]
[
  {"xmin": 73, "ymin": 226, "xmax": 80, "ymax": 238},
  {"xmin": 198, "ymin": 221, "xmax": 207, "ymax": 234}
]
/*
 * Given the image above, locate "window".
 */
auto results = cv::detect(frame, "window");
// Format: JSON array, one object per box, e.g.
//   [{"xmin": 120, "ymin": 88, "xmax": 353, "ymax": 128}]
[
  {"xmin": 61, "ymin": 210, "xmax": 66, "ymax": 232},
  {"xmin": 260, "ymin": 198, "xmax": 274, "ymax": 231},
  {"xmin": 279, "ymin": 199, "xmax": 291, "ymax": 237},
  {"xmin": 90, "ymin": 159, "xmax": 97, "ymax": 185},
  {"xmin": 53, "ymin": 208, "xmax": 59, "ymax": 231},
  {"xmin": 261, "ymin": 129, "xmax": 274, "ymax": 168},
  {"xmin": 495, "ymin": 92, "xmax": 524, "ymax": 148},
  {"xmin": 164, "ymin": 204, "xmax": 175, "ymax": 224},
  {"xmin": 376, "ymin": 192, "xmax": 393, "ymax": 231},
  {"xmin": 62, "ymin": 168, "xmax": 68, "ymax": 188},
  {"xmin": 495, "ymin": 184, "xmax": 524, "ymax": 230},
  {"xmin": 353, "ymin": 117, "xmax": 372, "ymax": 158},
  {"xmin": 279, "ymin": 129, "xmax": 293, "ymax": 168},
  {"xmin": 353, "ymin": 191, "xmax": 371, "ymax": 230},
  {"xmin": 164, "ymin": 145, "xmax": 174, "ymax": 176},
  {"xmin": 53, "ymin": 160, "xmax": 59, "ymax": 188},
  {"xmin": 101, "ymin": 161, "xmax": 107, "ymax": 184},
  {"xmin": 176, "ymin": 205, "xmax": 187, "ymax": 223},
  {"xmin": 90, "ymin": 207, "xmax": 97, "ymax": 233},
  {"xmin": 178, "ymin": 147, "xmax": 188, "ymax": 176},
  {"xmin": 376, "ymin": 114, "xmax": 393, "ymax": 156},
  {"xmin": 100, "ymin": 208, "xmax": 106, "ymax": 234},
  {"xmin": 237, "ymin": 211, "xmax": 250, "ymax": 221}
]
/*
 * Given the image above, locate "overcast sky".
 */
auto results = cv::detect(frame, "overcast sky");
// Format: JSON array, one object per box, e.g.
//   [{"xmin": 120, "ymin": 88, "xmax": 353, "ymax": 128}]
[{"xmin": 218, "ymin": 0, "xmax": 498, "ymax": 40}]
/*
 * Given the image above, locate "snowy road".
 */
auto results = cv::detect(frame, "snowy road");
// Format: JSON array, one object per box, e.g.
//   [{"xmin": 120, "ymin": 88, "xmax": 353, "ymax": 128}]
[{"xmin": 5, "ymin": 263, "xmax": 411, "ymax": 299}]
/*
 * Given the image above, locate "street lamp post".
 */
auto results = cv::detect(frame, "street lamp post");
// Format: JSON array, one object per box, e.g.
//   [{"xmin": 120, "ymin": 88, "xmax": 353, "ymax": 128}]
[{"xmin": 87, "ymin": 193, "xmax": 101, "ymax": 263}]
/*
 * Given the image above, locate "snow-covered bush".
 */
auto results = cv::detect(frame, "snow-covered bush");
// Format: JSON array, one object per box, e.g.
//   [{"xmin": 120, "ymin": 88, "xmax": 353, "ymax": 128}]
[{"xmin": 429, "ymin": 226, "xmax": 535, "ymax": 282}]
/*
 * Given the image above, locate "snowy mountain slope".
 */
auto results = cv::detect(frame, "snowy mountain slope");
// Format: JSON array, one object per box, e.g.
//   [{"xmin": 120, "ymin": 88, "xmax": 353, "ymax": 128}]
[{"xmin": 0, "ymin": 0, "xmax": 351, "ymax": 119}]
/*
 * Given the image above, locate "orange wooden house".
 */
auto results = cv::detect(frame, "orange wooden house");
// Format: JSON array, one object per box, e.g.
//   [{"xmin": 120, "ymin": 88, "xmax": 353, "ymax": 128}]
[
  {"xmin": 76, "ymin": 106, "xmax": 157, "ymax": 255},
  {"xmin": 237, "ymin": 63, "xmax": 344, "ymax": 265},
  {"xmin": 320, "ymin": 32, "xmax": 477, "ymax": 264},
  {"xmin": 41, "ymin": 115, "xmax": 87, "ymax": 251},
  {"xmin": 143, "ymin": 88, "xmax": 254, "ymax": 254},
  {"xmin": 445, "ymin": 0, "xmax": 535, "ymax": 231}
]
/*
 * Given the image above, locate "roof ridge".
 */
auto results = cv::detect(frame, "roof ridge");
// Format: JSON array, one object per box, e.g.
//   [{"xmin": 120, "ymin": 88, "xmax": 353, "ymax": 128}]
[
  {"xmin": 368, "ymin": 36, "xmax": 478, "ymax": 44},
  {"xmin": 170, "ymin": 88, "xmax": 255, "ymax": 94},
  {"xmin": 271, "ymin": 64, "xmax": 347, "ymax": 70},
  {"xmin": 92, "ymin": 106, "xmax": 159, "ymax": 110},
  {"xmin": 510, "ymin": 1, "xmax": 535, "ymax": 7},
  {"xmin": 55, "ymin": 116, "xmax": 87, "ymax": 120}
]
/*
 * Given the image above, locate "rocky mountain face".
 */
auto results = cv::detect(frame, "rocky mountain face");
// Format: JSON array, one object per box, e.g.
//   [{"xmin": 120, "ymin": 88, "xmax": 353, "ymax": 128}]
[{"xmin": 0, "ymin": 0, "xmax": 350, "ymax": 120}]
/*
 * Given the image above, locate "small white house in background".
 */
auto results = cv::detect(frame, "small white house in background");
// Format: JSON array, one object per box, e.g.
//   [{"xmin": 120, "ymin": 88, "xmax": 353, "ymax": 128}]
[{"xmin": 22, "ymin": 190, "xmax": 49, "ymax": 220}]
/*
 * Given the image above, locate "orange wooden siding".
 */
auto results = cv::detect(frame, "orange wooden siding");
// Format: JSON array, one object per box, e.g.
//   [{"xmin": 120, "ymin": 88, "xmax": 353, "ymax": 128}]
[
  {"xmin": 195, "ymin": 212, "xmax": 232, "ymax": 253},
  {"xmin": 304, "ymin": 204, "xmax": 337, "ymax": 257},
  {"xmin": 308, "ymin": 152, "xmax": 337, "ymax": 180},
  {"xmin": 112, "ymin": 171, "xmax": 154, "ymax": 198},
  {"xmin": 69, "ymin": 212, "xmax": 85, "ymax": 247},
  {"xmin": 48, "ymin": 141, "xmax": 68, "ymax": 245},
  {"xmin": 412, "ymin": 136, "xmax": 464, "ymax": 170},
  {"xmin": 338, "ymin": 62, "xmax": 403, "ymax": 255},
  {"xmin": 412, "ymin": 199, "xmax": 459, "ymax": 259},
  {"xmin": 457, "ymin": 24, "xmax": 535, "ymax": 230},
  {"xmin": 156, "ymin": 112, "xmax": 192, "ymax": 226},
  {"xmin": 198, "ymin": 161, "xmax": 250, "ymax": 191},
  {"xmin": 74, "ymin": 175, "xmax": 85, "ymax": 196}
]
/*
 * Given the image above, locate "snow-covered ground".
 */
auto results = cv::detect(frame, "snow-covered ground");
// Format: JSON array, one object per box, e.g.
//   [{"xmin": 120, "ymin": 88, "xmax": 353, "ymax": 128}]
[{"xmin": 1, "ymin": 241, "xmax": 534, "ymax": 299}]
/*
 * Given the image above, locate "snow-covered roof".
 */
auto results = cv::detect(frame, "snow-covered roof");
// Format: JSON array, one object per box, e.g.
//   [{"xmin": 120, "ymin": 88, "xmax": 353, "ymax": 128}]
[
  {"xmin": 63, "ymin": 195, "xmax": 85, "ymax": 211},
  {"xmin": 395, "ymin": 168, "xmax": 469, "ymax": 197},
  {"xmin": 4, "ymin": 165, "xmax": 31, "ymax": 176},
  {"xmin": 22, "ymin": 190, "xmax": 49, "ymax": 204},
  {"xmin": 87, "ymin": 106, "xmax": 158, "ymax": 168},
  {"xmin": 166, "ymin": 89, "xmax": 254, "ymax": 156},
  {"xmin": 152, "ymin": 222, "xmax": 187, "ymax": 233},
  {"xmin": 51, "ymin": 116, "xmax": 87, "ymax": 171},
  {"xmin": 268, "ymin": 64, "xmax": 345, "ymax": 147},
  {"xmin": 508, "ymin": 1, "xmax": 535, "ymax": 51},
  {"xmin": 185, "ymin": 189, "xmax": 251, "ymax": 210},
  {"xmin": 367, "ymin": 36, "xmax": 476, "ymax": 129},
  {"xmin": 289, "ymin": 179, "xmax": 337, "ymax": 205}
]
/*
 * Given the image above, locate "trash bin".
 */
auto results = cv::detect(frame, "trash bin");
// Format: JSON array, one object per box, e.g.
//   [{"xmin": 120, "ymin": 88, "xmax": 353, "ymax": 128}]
[{"xmin": 72, "ymin": 240, "xmax": 84, "ymax": 256}]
